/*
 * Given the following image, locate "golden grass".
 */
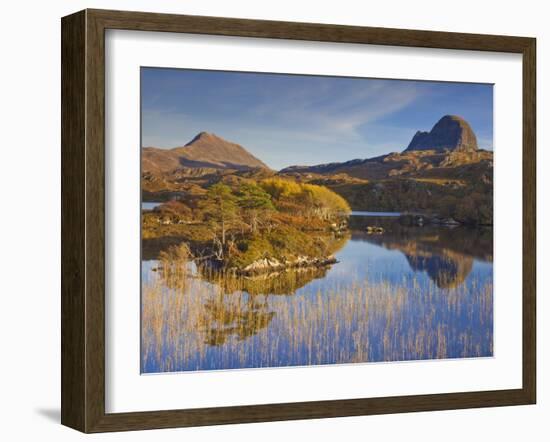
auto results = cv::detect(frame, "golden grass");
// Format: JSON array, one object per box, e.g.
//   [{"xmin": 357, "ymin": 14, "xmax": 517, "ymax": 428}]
[{"xmin": 141, "ymin": 265, "xmax": 493, "ymax": 373}]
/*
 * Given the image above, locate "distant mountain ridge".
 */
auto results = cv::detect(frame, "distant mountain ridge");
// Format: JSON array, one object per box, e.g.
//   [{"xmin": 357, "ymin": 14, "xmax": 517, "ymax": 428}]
[
  {"xmin": 280, "ymin": 115, "xmax": 489, "ymax": 180},
  {"xmin": 142, "ymin": 132, "xmax": 269, "ymax": 174}
]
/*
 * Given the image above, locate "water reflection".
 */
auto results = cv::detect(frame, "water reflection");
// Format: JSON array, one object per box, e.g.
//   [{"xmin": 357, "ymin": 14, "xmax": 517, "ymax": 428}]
[
  {"xmin": 198, "ymin": 293, "xmax": 275, "ymax": 346},
  {"xmin": 198, "ymin": 262, "xmax": 333, "ymax": 296},
  {"xmin": 141, "ymin": 214, "xmax": 493, "ymax": 372},
  {"xmin": 405, "ymin": 251, "xmax": 473, "ymax": 289},
  {"xmin": 349, "ymin": 215, "xmax": 492, "ymax": 289}
]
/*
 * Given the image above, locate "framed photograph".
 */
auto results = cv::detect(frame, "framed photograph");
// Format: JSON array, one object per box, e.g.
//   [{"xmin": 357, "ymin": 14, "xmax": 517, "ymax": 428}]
[{"xmin": 61, "ymin": 9, "xmax": 536, "ymax": 433}]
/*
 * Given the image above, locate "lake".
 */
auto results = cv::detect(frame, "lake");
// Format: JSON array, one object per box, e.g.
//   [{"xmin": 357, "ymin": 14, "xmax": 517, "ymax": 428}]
[
  {"xmin": 141, "ymin": 212, "xmax": 493, "ymax": 373},
  {"xmin": 142, "ymin": 201, "xmax": 163, "ymax": 211}
]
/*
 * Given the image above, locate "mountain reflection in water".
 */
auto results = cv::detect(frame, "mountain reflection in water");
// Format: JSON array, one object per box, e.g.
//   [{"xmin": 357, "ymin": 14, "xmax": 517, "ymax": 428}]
[
  {"xmin": 348, "ymin": 214, "xmax": 492, "ymax": 289},
  {"xmin": 141, "ymin": 213, "xmax": 493, "ymax": 372}
]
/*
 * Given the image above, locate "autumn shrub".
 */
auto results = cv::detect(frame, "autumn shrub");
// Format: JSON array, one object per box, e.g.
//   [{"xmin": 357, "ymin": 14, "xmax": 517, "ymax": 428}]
[{"xmin": 261, "ymin": 178, "xmax": 350, "ymax": 220}]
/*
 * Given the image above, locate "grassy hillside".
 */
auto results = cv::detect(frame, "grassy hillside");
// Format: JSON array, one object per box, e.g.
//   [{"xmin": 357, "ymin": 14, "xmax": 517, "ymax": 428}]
[{"xmin": 280, "ymin": 149, "xmax": 493, "ymax": 225}]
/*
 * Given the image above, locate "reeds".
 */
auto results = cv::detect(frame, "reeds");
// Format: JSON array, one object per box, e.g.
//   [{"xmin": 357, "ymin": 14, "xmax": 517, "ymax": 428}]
[{"xmin": 141, "ymin": 263, "xmax": 493, "ymax": 373}]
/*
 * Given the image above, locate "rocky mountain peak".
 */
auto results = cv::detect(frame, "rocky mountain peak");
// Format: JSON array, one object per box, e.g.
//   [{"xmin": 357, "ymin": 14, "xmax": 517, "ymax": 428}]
[
  {"xmin": 186, "ymin": 131, "xmax": 218, "ymax": 145},
  {"xmin": 404, "ymin": 115, "xmax": 479, "ymax": 153}
]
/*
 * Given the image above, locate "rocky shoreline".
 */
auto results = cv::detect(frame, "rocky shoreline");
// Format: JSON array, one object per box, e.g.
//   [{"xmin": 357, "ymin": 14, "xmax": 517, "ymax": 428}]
[
  {"xmin": 398, "ymin": 213, "xmax": 461, "ymax": 227},
  {"xmin": 217, "ymin": 255, "xmax": 338, "ymax": 276}
]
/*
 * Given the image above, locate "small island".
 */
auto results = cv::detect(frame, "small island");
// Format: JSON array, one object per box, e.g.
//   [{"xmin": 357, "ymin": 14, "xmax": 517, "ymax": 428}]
[{"xmin": 144, "ymin": 175, "xmax": 350, "ymax": 276}]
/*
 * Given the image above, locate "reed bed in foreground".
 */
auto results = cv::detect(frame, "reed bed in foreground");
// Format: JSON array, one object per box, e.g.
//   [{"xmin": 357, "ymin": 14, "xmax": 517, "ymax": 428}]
[{"xmin": 141, "ymin": 264, "xmax": 493, "ymax": 373}]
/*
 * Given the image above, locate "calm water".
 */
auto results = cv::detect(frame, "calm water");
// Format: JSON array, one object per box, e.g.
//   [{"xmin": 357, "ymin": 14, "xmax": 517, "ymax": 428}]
[
  {"xmin": 351, "ymin": 211, "xmax": 401, "ymax": 217},
  {"xmin": 141, "ymin": 213, "xmax": 493, "ymax": 373},
  {"xmin": 142, "ymin": 201, "xmax": 162, "ymax": 210}
]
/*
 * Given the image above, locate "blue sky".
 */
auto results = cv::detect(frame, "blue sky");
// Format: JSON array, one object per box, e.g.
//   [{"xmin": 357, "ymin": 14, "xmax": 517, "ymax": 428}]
[{"xmin": 141, "ymin": 67, "xmax": 493, "ymax": 170}]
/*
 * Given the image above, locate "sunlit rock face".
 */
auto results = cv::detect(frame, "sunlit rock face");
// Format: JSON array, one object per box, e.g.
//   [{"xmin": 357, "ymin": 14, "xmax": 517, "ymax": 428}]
[{"xmin": 404, "ymin": 115, "xmax": 479, "ymax": 153}]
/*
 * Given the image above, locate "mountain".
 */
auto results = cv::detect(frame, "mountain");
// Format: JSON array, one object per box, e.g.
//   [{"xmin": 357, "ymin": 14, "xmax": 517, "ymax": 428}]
[
  {"xmin": 404, "ymin": 115, "xmax": 478, "ymax": 153},
  {"xmin": 142, "ymin": 132, "xmax": 269, "ymax": 174},
  {"xmin": 280, "ymin": 115, "xmax": 488, "ymax": 180},
  {"xmin": 278, "ymin": 115, "xmax": 492, "ymax": 224}
]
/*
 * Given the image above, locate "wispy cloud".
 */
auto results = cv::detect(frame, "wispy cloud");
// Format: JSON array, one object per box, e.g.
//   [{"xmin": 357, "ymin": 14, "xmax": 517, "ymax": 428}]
[{"xmin": 141, "ymin": 68, "xmax": 493, "ymax": 169}]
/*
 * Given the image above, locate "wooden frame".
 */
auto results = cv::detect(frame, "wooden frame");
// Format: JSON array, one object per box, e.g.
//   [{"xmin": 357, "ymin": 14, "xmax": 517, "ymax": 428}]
[{"xmin": 61, "ymin": 8, "xmax": 536, "ymax": 433}]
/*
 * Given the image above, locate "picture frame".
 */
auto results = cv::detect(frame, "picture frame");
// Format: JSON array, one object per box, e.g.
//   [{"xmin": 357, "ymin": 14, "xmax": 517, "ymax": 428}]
[{"xmin": 61, "ymin": 8, "xmax": 536, "ymax": 433}]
